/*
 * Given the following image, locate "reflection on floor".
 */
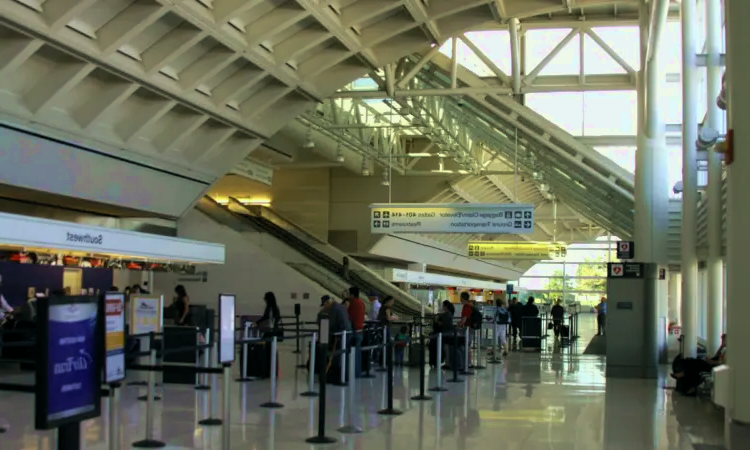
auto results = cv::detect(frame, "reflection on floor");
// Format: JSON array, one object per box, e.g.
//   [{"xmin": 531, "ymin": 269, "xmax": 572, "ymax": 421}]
[{"xmin": 0, "ymin": 315, "xmax": 725, "ymax": 449}]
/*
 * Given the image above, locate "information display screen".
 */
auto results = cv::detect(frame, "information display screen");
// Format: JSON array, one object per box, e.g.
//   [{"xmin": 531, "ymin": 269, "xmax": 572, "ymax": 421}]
[
  {"xmin": 104, "ymin": 293, "xmax": 126, "ymax": 383},
  {"xmin": 36, "ymin": 296, "xmax": 103, "ymax": 430},
  {"xmin": 219, "ymin": 294, "xmax": 236, "ymax": 364}
]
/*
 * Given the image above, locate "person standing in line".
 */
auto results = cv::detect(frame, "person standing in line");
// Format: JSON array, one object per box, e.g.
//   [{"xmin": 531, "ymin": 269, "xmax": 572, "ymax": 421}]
[
  {"xmin": 551, "ymin": 299, "xmax": 565, "ymax": 339},
  {"xmin": 173, "ymin": 285, "xmax": 193, "ymax": 326},
  {"xmin": 596, "ymin": 297, "xmax": 607, "ymax": 336},
  {"xmin": 509, "ymin": 297, "xmax": 523, "ymax": 341},
  {"xmin": 0, "ymin": 275, "xmax": 14, "ymax": 322},
  {"xmin": 369, "ymin": 295, "xmax": 381, "ymax": 322},
  {"xmin": 495, "ymin": 299, "xmax": 510, "ymax": 357},
  {"xmin": 458, "ymin": 292, "xmax": 474, "ymax": 365},
  {"xmin": 347, "ymin": 286, "xmax": 366, "ymax": 377}
]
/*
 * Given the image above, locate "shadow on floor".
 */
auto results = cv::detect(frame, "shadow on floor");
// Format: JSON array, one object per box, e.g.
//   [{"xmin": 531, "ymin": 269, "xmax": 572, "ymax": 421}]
[{"xmin": 583, "ymin": 335, "xmax": 607, "ymax": 355}]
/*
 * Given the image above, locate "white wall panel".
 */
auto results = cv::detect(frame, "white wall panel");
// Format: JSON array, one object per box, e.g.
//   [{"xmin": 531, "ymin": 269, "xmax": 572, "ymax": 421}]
[{"xmin": 0, "ymin": 125, "xmax": 209, "ymax": 218}]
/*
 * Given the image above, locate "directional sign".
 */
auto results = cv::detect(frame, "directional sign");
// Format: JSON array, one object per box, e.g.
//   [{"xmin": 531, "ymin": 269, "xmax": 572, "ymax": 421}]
[
  {"xmin": 467, "ymin": 241, "xmax": 566, "ymax": 260},
  {"xmin": 369, "ymin": 203, "xmax": 535, "ymax": 234}
]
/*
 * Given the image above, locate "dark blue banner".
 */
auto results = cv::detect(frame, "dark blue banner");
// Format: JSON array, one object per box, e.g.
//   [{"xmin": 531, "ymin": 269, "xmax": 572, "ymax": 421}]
[{"xmin": 45, "ymin": 303, "xmax": 98, "ymax": 422}]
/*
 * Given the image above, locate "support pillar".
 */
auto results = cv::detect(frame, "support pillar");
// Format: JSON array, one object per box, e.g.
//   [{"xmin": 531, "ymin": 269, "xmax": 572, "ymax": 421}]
[
  {"xmin": 705, "ymin": 0, "xmax": 724, "ymax": 354},
  {"xmin": 680, "ymin": 0, "xmax": 700, "ymax": 359},
  {"xmin": 635, "ymin": 0, "xmax": 669, "ymax": 331},
  {"xmin": 668, "ymin": 272, "xmax": 681, "ymax": 324},
  {"xmin": 699, "ymin": 269, "xmax": 707, "ymax": 338},
  {"xmin": 725, "ymin": 0, "xmax": 750, "ymax": 444}
]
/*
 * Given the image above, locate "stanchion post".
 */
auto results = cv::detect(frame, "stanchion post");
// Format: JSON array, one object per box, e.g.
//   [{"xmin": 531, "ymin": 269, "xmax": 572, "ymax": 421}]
[
  {"xmin": 294, "ymin": 306, "xmax": 302, "ymax": 354},
  {"xmin": 199, "ymin": 341, "xmax": 222, "ymax": 426},
  {"xmin": 338, "ymin": 344, "xmax": 362, "ymax": 433},
  {"xmin": 378, "ymin": 341, "xmax": 402, "ymax": 416},
  {"xmin": 132, "ymin": 334, "xmax": 166, "ymax": 448},
  {"xmin": 411, "ymin": 333, "xmax": 432, "ymax": 401},
  {"xmin": 361, "ymin": 328, "xmax": 376, "ymax": 379},
  {"xmin": 296, "ymin": 332, "xmax": 308, "ymax": 369},
  {"xmin": 138, "ymin": 335, "xmax": 161, "ymax": 402},
  {"xmin": 430, "ymin": 333, "xmax": 447, "ymax": 391},
  {"xmin": 472, "ymin": 327, "xmax": 486, "ymax": 369},
  {"xmin": 305, "ymin": 316, "xmax": 336, "ymax": 445},
  {"xmin": 261, "ymin": 336, "xmax": 283, "ymax": 408},
  {"xmin": 448, "ymin": 330, "xmax": 463, "ymax": 383},
  {"xmin": 301, "ymin": 332, "xmax": 318, "ymax": 397},
  {"xmin": 460, "ymin": 327, "xmax": 474, "ymax": 376},
  {"xmin": 236, "ymin": 323, "xmax": 255, "ymax": 382},
  {"xmin": 196, "ymin": 331, "xmax": 211, "ymax": 390},
  {"xmin": 336, "ymin": 330, "xmax": 348, "ymax": 386},
  {"xmin": 222, "ymin": 363, "xmax": 231, "ymax": 450},
  {"xmin": 109, "ymin": 382, "xmax": 121, "ymax": 450},
  {"xmin": 376, "ymin": 326, "xmax": 388, "ymax": 372}
]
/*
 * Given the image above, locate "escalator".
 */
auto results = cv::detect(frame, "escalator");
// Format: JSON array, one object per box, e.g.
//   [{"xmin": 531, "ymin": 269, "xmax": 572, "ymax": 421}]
[{"xmin": 196, "ymin": 196, "xmax": 422, "ymax": 317}]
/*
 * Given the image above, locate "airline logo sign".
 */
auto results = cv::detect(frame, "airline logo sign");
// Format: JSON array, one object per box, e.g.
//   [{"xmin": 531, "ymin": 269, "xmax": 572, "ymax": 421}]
[
  {"xmin": 467, "ymin": 241, "xmax": 567, "ymax": 260},
  {"xmin": 370, "ymin": 203, "xmax": 535, "ymax": 234}
]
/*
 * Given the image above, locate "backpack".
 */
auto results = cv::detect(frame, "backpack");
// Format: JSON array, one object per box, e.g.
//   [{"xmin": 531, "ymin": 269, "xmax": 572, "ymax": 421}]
[
  {"xmin": 470, "ymin": 307, "xmax": 483, "ymax": 329},
  {"xmin": 495, "ymin": 308, "xmax": 510, "ymax": 325}
]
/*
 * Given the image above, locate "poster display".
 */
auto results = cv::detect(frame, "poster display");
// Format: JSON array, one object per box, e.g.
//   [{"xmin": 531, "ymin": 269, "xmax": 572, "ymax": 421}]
[
  {"xmin": 219, "ymin": 294, "xmax": 236, "ymax": 364},
  {"xmin": 36, "ymin": 296, "xmax": 103, "ymax": 430},
  {"xmin": 104, "ymin": 293, "xmax": 126, "ymax": 383},
  {"xmin": 130, "ymin": 296, "xmax": 163, "ymax": 336},
  {"xmin": 369, "ymin": 203, "xmax": 535, "ymax": 234}
]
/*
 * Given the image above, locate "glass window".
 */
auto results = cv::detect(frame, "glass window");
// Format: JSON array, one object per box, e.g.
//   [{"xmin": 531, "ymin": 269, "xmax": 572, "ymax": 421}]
[
  {"xmin": 438, "ymin": 38, "xmax": 492, "ymax": 77},
  {"xmin": 526, "ymin": 29, "xmax": 580, "ymax": 76},
  {"xmin": 594, "ymin": 146, "xmax": 636, "ymax": 173},
  {"xmin": 661, "ymin": 22, "xmax": 682, "ymax": 75},
  {"xmin": 463, "ymin": 31, "xmax": 512, "ymax": 76},
  {"xmin": 583, "ymin": 33, "xmax": 627, "ymax": 75},
  {"xmin": 589, "ymin": 26, "xmax": 640, "ymax": 71},
  {"xmin": 526, "ymin": 92, "xmax": 583, "ymax": 135},
  {"xmin": 583, "ymin": 91, "xmax": 637, "ymax": 135}
]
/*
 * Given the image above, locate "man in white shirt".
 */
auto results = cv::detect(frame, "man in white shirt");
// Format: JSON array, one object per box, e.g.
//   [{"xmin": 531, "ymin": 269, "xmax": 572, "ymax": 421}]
[{"xmin": 369, "ymin": 295, "xmax": 381, "ymax": 321}]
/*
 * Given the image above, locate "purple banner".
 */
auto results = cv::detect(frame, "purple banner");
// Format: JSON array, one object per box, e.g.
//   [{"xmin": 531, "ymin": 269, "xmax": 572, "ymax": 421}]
[{"xmin": 46, "ymin": 303, "xmax": 98, "ymax": 422}]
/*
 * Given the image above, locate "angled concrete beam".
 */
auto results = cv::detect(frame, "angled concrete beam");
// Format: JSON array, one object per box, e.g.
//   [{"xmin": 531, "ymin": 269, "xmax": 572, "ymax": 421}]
[{"xmin": 23, "ymin": 62, "xmax": 94, "ymax": 114}]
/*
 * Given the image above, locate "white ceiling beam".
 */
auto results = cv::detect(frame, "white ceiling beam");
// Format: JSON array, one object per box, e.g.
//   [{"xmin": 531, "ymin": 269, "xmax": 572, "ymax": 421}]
[
  {"xmin": 141, "ymin": 25, "xmax": 207, "ymax": 76},
  {"xmin": 72, "ymin": 83, "xmax": 139, "ymax": 130},
  {"xmin": 179, "ymin": 48, "xmax": 238, "ymax": 92},
  {"xmin": 212, "ymin": 67, "xmax": 266, "ymax": 106},
  {"xmin": 274, "ymin": 29, "xmax": 331, "ymax": 63},
  {"xmin": 243, "ymin": 8, "xmax": 310, "ymax": 46},
  {"xmin": 341, "ymin": 0, "xmax": 401, "ymax": 27},
  {"xmin": 582, "ymin": 27, "xmax": 636, "ymax": 75},
  {"xmin": 42, "ymin": 0, "xmax": 98, "ymax": 31},
  {"xmin": 508, "ymin": 17, "xmax": 522, "ymax": 94},
  {"xmin": 459, "ymin": 34, "xmax": 510, "ymax": 85},
  {"xmin": 22, "ymin": 62, "xmax": 94, "ymax": 114},
  {"xmin": 98, "ymin": 2, "xmax": 168, "ymax": 56},
  {"xmin": 184, "ymin": 127, "xmax": 237, "ymax": 162},
  {"xmin": 525, "ymin": 27, "xmax": 580, "ymax": 85},
  {"xmin": 397, "ymin": 43, "xmax": 443, "ymax": 89},
  {"xmin": 241, "ymin": 85, "xmax": 294, "ymax": 119},
  {"xmin": 115, "ymin": 98, "xmax": 176, "ymax": 141},
  {"xmin": 298, "ymin": 46, "xmax": 354, "ymax": 79},
  {"xmin": 152, "ymin": 114, "xmax": 210, "ymax": 154},
  {"xmin": 402, "ymin": 0, "xmax": 441, "ymax": 41},
  {"xmin": 0, "ymin": 37, "xmax": 43, "ymax": 77},
  {"xmin": 212, "ymin": 0, "xmax": 266, "ymax": 24}
]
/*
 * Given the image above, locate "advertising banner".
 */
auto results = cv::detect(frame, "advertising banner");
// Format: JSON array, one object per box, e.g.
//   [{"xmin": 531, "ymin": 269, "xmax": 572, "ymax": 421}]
[
  {"xmin": 104, "ymin": 293, "xmax": 126, "ymax": 383},
  {"xmin": 36, "ymin": 296, "xmax": 102, "ymax": 430},
  {"xmin": 130, "ymin": 296, "xmax": 163, "ymax": 336},
  {"xmin": 219, "ymin": 294, "xmax": 236, "ymax": 364},
  {"xmin": 467, "ymin": 241, "xmax": 567, "ymax": 260},
  {"xmin": 369, "ymin": 203, "xmax": 535, "ymax": 234}
]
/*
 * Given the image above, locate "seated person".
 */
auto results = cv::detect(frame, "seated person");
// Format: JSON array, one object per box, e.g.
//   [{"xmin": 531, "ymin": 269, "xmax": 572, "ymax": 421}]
[
  {"xmin": 671, "ymin": 334, "xmax": 727, "ymax": 395},
  {"xmin": 394, "ymin": 326, "xmax": 409, "ymax": 366}
]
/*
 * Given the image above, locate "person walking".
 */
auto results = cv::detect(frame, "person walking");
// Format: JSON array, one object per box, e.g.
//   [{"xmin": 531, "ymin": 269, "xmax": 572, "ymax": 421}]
[{"xmin": 495, "ymin": 299, "xmax": 510, "ymax": 356}]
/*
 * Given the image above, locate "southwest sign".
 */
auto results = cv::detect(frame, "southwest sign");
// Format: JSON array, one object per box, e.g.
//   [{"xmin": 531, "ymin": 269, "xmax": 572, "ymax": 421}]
[{"xmin": 370, "ymin": 203, "xmax": 535, "ymax": 234}]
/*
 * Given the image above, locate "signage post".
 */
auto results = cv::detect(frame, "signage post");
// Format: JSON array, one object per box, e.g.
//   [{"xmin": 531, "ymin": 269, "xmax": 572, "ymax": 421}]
[
  {"xmin": 129, "ymin": 295, "xmax": 163, "ymax": 387},
  {"xmin": 369, "ymin": 203, "xmax": 536, "ymax": 234},
  {"xmin": 218, "ymin": 294, "xmax": 235, "ymax": 450},
  {"xmin": 35, "ymin": 295, "xmax": 104, "ymax": 450},
  {"xmin": 104, "ymin": 292, "xmax": 126, "ymax": 450}
]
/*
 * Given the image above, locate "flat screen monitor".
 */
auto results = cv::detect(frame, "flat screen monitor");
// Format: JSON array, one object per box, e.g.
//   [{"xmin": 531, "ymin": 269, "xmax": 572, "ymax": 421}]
[
  {"xmin": 218, "ymin": 294, "xmax": 236, "ymax": 364},
  {"xmin": 35, "ymin": 295, "xmax": 103, "ymax": 430}
]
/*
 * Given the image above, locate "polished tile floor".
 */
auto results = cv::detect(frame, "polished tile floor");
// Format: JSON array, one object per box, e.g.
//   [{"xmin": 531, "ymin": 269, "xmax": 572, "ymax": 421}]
[{"xmin": 0, "ymin": 315, "xmax": 725, "ymax": 450}]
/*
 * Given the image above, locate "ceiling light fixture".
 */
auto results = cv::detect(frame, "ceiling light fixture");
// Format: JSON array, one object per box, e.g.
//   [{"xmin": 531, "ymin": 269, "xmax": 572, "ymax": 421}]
[
  {"xmin": 335, "ymin": 143, "xmax": 345, "ymax": 163},
  {"xmin": 381, "ymin": 169, "xmax": 390, "ymax": 186},
  {"xmin": 361, "ymin": 156, "xmax": 370, "ymax": 176}
]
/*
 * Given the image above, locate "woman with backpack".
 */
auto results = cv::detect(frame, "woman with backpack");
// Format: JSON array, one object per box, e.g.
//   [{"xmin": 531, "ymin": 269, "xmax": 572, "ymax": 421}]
[{"xmin": 495, "ymin": 299, "xmax": 510, "ymax": 357}]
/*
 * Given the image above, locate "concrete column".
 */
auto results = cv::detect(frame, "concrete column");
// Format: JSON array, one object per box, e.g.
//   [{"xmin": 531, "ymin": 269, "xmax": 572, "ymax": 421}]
[
  {"xmin": 680, "ymin": 0, "xmax": 700, "ymax": 359},
  {"xmin": 705, "ymin": 0, "xmax": 724, "ymax": 354},
  {"xmin": 699, "ymin": 269, "xmax": 707, "ymax": 338},
  {"xmin": 725, "ymin": 0, "xmax": 750, "ymax": 443},
  {"xmin": 635, "ymin": 0, "xmax": 670, "ymax": 327},
  {"xmin": 668, "ymin": 272, "xmax": 681, "ymax": 324}
]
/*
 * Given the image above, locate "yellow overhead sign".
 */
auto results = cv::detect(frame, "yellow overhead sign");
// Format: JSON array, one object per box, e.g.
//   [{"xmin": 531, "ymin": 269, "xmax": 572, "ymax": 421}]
[{"xmin": 468, "ymin": 241, "xmax": 567, "ymax": 260}]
